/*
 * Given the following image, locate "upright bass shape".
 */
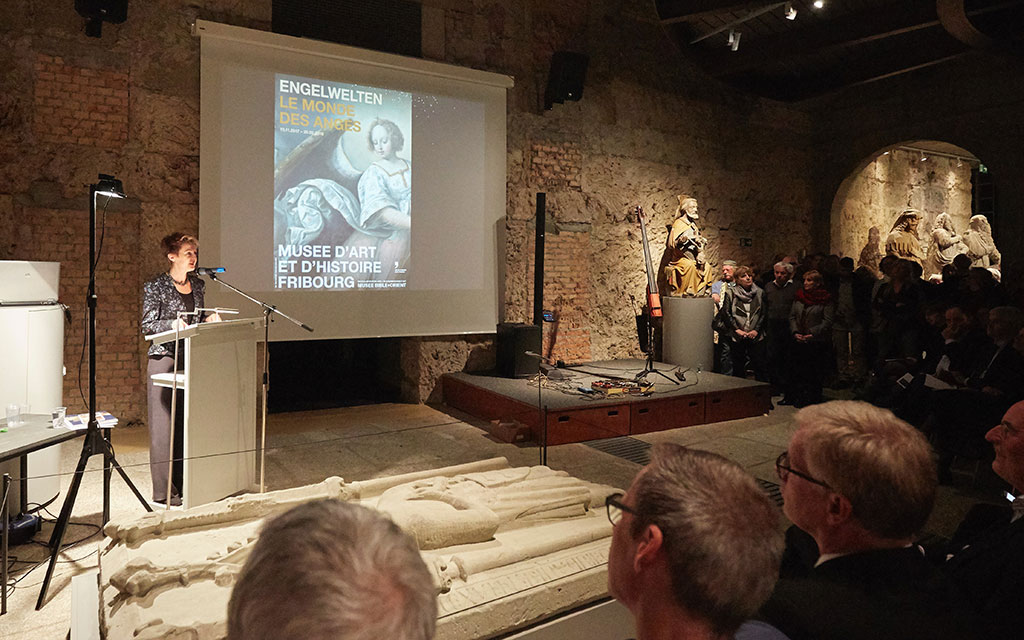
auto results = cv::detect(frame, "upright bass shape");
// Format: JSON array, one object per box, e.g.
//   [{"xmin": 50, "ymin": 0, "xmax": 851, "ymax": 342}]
[{"xmin": 636, "ymin": 205, "xmax": 662, "ymax": 318}]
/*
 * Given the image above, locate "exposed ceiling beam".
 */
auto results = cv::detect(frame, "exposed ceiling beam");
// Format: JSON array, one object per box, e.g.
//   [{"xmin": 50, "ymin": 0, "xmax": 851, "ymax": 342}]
[
  {"xmin": 750, "ymin": 35, "xmax": 970, "ymax": 101},
  {"xmin": 937, "ymin": 0, "xmax": 1024, "ymax": 55},
  {"xmin": 657, "ymin": 0, "xmax": 768, "ymax": 25},
  {"xmin": 702, "ymin": 2, "xmax": 943, "ymax": 78}
]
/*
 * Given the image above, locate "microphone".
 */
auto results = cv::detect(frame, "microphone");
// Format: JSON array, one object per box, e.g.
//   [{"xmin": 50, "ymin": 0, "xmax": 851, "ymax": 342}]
[{"xmin": 195, "ymin": 267, "xmax": 225, "ymax": 276}]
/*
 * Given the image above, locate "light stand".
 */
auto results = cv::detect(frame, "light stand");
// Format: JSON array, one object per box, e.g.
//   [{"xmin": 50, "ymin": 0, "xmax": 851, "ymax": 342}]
[
  {"xmin": 203, "ymin": 274, "xmax": 312, "ymax": 492},
  {"xmin": 37, "ymin": 175, "xmax": 151, "ymax": 609}
]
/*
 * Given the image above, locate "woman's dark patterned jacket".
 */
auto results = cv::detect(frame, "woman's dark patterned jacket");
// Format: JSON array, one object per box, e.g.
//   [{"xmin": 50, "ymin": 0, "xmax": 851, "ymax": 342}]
[{"xmin": 142, "ymin": 273, "xmax": 206, "ymax": 357}]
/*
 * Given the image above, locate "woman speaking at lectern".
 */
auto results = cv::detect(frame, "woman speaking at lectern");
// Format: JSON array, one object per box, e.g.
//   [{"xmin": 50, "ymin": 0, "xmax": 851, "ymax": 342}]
[{"xmin": 141, "ymin": 232, "xmax": 220, "ymax": 506}]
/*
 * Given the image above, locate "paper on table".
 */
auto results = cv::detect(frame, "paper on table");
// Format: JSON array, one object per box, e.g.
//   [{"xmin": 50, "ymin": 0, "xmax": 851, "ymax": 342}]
[{"xmin": 64, "ymin": 411, "xmax": 119, "ymax": 430}]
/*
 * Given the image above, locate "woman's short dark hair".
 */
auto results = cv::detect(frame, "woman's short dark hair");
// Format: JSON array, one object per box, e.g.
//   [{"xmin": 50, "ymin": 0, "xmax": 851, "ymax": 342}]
[
  {"xmin": 160, "ymin": 232, "xmax": 197, "ymax": 257},
  {"xmin": 366, "ymin": 118, "xmax": 404, "ymax": 153},
  {"xmin": 734, "ymin": 265, "xmax": 753, "ymax": 280}
]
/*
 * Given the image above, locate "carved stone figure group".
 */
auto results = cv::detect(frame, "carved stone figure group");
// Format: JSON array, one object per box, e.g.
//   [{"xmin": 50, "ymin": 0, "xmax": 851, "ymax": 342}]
[{"xmin": 861, "ymin": 209, "xmax": 1000, "ymax": 279}]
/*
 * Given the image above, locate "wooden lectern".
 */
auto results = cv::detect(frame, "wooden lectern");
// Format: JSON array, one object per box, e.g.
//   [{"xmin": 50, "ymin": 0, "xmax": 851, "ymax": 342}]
[{"xmin": 146, "ymin": 317, "xmax": 264, "ymax": 508}]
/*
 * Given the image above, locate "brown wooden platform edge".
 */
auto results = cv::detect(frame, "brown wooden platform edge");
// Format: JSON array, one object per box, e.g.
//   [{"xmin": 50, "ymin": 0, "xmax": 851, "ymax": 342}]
[{"xmin": 442, "ymin": 375, "xmax": 772, "ymax": 445}]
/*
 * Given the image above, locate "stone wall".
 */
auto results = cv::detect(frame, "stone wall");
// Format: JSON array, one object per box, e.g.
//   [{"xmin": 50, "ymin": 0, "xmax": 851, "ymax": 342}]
[
  {"xmin": 808, "ymin": 53, "xmax": 1024, "ymax": 272},
  {"xmin": 831, "ymin": 148, "xmax": 974, "ymax": 264},
  {"xmin": 0, "ymin": 0, "xmax": 821, "ymax": 411}
]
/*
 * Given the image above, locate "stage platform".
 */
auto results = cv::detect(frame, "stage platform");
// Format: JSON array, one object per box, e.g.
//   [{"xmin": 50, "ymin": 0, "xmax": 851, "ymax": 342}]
[{"xmin": 442, "ymin": 359, "xmax": 772, "ymax": 445}]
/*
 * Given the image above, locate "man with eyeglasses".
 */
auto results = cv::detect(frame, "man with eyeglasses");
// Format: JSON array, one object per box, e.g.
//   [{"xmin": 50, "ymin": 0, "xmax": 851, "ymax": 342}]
[
  {"xmin": 605, "ymin": 443, "xmax": 783, "ymax": 639},
  {"xmin": 940, "ymin": 399, "xmax": 1024, "ymax": 637},
  {"xmin": 755, "ymin": 400, "xmax": 981, "ymax": 640}
]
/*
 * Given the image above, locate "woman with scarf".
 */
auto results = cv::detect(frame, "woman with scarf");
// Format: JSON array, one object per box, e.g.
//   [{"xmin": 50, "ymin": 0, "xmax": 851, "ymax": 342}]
[
  {"xmin": 785, "ymin": 269, "xmax": 834, "ymax": 407},
  {"xmin": 720, "ymin": 266, "xmax": 767, "ymax": 381}
]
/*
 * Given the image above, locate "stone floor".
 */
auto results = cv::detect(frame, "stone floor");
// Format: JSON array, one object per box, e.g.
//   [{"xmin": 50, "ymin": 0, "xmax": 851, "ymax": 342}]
[{"xmin": 1, "ymin": 399, "xmax": 1005, "ymax": 638}]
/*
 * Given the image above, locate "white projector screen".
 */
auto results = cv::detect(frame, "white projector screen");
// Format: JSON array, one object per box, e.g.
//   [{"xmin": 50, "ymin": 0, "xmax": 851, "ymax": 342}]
[{"xmin": 196, "ymin": 20, "xmax": 512, "ymax": 340}]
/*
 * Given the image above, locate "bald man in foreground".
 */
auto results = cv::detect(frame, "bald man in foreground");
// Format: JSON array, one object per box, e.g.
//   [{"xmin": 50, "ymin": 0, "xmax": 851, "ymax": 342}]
[{"xmin": 942, "ymin": 399, "xmax": 1024, "ymax": 637}]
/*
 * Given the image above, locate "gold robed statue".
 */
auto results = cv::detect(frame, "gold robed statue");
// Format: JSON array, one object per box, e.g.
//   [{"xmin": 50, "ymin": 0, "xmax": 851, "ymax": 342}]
[{"xmin": 663, "ymin": 194, "xmax": 714, "ymax": 297}]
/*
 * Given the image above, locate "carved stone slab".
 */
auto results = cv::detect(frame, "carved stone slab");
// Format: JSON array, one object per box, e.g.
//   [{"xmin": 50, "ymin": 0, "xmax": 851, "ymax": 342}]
[{"xmin": 98, "ymin": 458, "xmax": 620, "ymax": 640}]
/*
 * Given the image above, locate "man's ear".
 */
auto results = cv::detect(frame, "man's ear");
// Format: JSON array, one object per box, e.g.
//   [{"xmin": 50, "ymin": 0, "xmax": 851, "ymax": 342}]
[
  {"xmin": 633, "ymin": 524, "xmax": 664, "ymax": 572},
  {"xmin": 825, "ymin": 492, "xmax": 853, "ymax": 526}
]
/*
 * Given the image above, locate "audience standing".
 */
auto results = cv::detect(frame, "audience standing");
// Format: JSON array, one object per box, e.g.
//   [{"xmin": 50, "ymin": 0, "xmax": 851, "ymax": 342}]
[
  {"xmin": 785, "ymin": 270, "xmax": 833, "ymax": 407},
  {"xmin": 721, "ymin": 266, "xmax": 768, "ymax": 381},
  {"xmin": 713, "ymin": 260, "xmax": 738, "ymax": 374},
  {"xmin": 765, "ymin": 261, "xmax": 797, "ymax": 395}
]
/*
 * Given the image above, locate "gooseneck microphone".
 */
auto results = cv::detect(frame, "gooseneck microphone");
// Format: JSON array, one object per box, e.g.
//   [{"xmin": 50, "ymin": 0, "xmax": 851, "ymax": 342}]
[{"xmin": 195, "ymin": 266, "xmax": 226, "ymax": 276}]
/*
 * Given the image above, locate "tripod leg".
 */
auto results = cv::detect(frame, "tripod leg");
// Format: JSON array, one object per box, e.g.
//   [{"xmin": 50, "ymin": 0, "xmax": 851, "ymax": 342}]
[
  {"xmin": 102, "ymin": 439, "xmax": 152, "ymax": 513},
  {"xmin": 36, "ymin": 439, "xmax": 93, "ymax": 609}
]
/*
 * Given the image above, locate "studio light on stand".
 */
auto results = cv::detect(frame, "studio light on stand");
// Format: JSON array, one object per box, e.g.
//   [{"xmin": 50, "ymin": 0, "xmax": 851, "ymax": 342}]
[{"xmin": 36, "ymin": 174, "xmax": 152, "ymax": 609}]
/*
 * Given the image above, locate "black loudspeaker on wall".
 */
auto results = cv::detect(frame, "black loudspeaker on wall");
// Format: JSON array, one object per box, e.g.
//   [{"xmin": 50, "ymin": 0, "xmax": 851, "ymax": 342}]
[
  {"xmin": 76, "ymin": 0, "xmax": 127, "ymax": 37},
  {"xmin": 545, "ymin": 51, "xmax": 589, "ymax": 110}
]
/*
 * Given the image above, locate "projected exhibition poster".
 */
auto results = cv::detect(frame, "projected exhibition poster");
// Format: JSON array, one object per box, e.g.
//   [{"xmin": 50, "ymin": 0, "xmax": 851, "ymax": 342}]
[
  {"xmin": 196, "ymin": 21, "xmax": 513, "ymax": 340},
  {"xmin": 274, "ymin": 76, "xmax": 412, "ymax": 290}
]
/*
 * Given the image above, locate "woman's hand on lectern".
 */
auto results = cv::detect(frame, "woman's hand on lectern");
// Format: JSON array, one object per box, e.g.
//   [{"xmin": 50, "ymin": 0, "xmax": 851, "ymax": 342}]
[{"xmin": 207, "ymin": 312, "xmax": 223, "ymax": 323}]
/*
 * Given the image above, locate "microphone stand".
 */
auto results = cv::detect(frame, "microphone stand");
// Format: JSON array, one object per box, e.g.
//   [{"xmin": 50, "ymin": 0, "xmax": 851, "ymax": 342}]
[
  {"xmin": 525, "ymin": 351, "xmax": 547, "ymax": 466},
  {"xmin": 204, "ymin": 273, "xmax": 312, "ymax": 493}
]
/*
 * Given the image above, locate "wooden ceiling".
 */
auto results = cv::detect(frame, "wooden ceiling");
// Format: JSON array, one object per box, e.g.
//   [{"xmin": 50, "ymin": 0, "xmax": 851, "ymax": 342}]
[{"xmin": 655, "ymin": 0, "xmax": 1024, "ymax": 101}]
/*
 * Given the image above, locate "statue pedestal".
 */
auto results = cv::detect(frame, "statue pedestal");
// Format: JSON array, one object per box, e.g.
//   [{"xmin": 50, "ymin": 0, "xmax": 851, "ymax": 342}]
[{"xmin": 662, "ymin": 296, "xmax": 714, "ymax": 372}]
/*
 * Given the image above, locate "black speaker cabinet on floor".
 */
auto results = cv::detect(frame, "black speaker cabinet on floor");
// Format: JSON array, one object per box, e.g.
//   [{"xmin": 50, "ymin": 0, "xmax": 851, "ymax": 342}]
[
  {"xmin": 496, "ymin": 323, "xmax": 542, "ymax": 379},
  {"xmin": 545, "ymin": 51, "xmax": 589, "ymax": 109}
]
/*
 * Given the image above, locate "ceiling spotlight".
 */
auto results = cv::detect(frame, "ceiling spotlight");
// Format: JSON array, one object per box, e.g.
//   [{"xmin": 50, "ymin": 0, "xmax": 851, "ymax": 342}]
[
  {"xmin": 920, "ymin": 151, "xmax": 927, "ymax": 162},
  {"xmin": 882, "ymin": 150, "xmax": 890, "ymax": 155},
  {"xmin": 957, "ymin": 158, "xmax": 963, "ymax": 168},
  {"xmin": 727, "ymin": 29, "xmax": 742, "ymax": 52},
  {"xmin": 785, "ymin": 2, "xmax": 798, "ymax": 20},
  {"xmin": 813, "ymin": 0, "xmax": 825, "ymax": 8}
]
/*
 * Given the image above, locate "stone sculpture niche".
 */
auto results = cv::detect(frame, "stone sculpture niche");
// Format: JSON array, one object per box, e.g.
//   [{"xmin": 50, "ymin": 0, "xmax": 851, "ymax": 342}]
[
  {"xmin": 663, "ymin": 194, "xmax": 714, "ymax": 297},
  {"xmin": 884, "ymin": 208, "xmax": 925, "ymax": 265},
  {"xmin": 99, "ymin": 458, "xmax": 620, "ymax": 640},
  {"xmin": 962, "ymin": 214, "xmax": 1001, "ymax": 270},
  {"xmin": 857, "ymin": 226, "xmax": 882, "ymax": 276},
  {"xmin": 924, "ymin": 212, "xmax": 967, "ymax": 279}
]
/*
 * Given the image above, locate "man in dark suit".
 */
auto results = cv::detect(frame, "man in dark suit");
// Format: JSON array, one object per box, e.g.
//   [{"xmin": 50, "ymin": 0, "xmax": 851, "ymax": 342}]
[
  {"xmin": 756, "ymin": 401, "xmax": 980, "ymax": 640},
  {"xmin": 926, "ymin": 306, "xmax": 1024, "ymax": 482},
  {"xmin": 941, "ymin": 399, "xmax": 1024, "ymax": 638}
]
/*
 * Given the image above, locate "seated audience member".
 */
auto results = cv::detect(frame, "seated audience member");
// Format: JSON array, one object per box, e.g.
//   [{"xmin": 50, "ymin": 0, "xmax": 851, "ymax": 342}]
[
  {"xmin": 873, "ymin": 259, "xmax": 926, "ymax": 369},
  {"xmin": 938, "ymin": 400, "xmax": 1024, "ymax": 638},
  {"xmin": 228, "ymin": 499, "xmax": 437, "ymax": 640},
  {"xmin": 608, "ymin": 443, "xmax": 783, "ymax": 640},
  {"xmin": 722, "ymin": 266, "xmax": 768, "ymax": 381},
  {"xmin": 785, "ymin": 270, "xmax": 833, "ymax": 407},
  {"xmin": 757, "ymin": 401, "xmax": 981, "ymax": 640},
  {"xmin": 764, "ymin": 261, "xmax": 797, "ymax": 395},
  {"xmin": 962, "ymin": 267, "xmax": 1006, "ymax": 312},
  {"xmin": 891, "ymin": 304, "xmax": 989, "ymax": 425},
  {"xmin": 925, "ymin": 306, "xmax": 1024, "ymax": 482}
]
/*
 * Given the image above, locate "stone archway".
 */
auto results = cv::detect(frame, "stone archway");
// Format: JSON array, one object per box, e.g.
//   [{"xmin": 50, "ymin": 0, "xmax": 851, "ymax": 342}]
[{"xmin": 829, "ymin": 140, "xmax": 981, "ymax": 273}]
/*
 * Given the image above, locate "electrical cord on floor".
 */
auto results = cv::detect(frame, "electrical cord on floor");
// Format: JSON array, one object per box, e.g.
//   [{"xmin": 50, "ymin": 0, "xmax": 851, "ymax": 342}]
[{"xmin": 4, "ymin": 504, "xmax": 104, "ymax": 596}]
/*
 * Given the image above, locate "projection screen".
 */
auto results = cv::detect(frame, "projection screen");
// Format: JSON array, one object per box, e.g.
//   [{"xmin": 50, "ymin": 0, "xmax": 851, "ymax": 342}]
[{"xmin": 196, "ymin": 20, "xmax": 512, "ymax": 340}]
